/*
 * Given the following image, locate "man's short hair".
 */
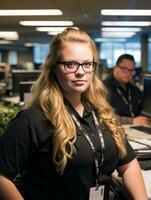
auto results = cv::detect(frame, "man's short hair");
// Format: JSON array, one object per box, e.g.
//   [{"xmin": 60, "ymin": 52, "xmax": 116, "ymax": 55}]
[{"xmin": 116, "ymin": 54, "xmax": 135, "ymax": 65}]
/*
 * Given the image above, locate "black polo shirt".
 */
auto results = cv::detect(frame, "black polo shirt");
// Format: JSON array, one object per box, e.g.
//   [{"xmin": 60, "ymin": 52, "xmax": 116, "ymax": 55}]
[
  {"xmin": 0, "ymin": 104, "xmax": 136, "ymax": 200},
  {"xmin": 103, "ymin": 74, "xmax": 143, "ymax": 117}
]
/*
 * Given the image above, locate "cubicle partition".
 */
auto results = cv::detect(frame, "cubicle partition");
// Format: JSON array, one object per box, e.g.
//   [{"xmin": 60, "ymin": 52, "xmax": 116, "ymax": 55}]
[{"xmin": 12, "ymin": 70, "xmax": 41, "ymax": 95}]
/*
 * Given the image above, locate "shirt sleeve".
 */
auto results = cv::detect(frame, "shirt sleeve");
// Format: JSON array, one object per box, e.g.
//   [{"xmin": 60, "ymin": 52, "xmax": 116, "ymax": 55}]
[
  {"xmin": 118, "ymin": 116, "xmax": 133, "ymax": 124},
  {"xmin": 118, "ymin": 138, "xmax": 136, "ymax": 167},
  {"xmin": 0, "ymin": 108, "xmax": 52, "ymax": 181},
  {"xmin": 0, "ymin": 111, "xmax": 34, "ymax": 180}
]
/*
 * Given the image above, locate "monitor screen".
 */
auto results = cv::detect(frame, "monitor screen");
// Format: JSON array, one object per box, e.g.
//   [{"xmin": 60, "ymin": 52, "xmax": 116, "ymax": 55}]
[
  {"xmin": 142, "ymin": 74, "xmax": 151, "ymax": 117},
  {"xmin": 0, "ymin": 71, "xmax": 5, "ymax": 80},
  {"xmin": 12, "ymin": 70, "xmax": 41, "ymax": 95},
  {"xmin": 19, "ymin": 81, "xmax": 35, "ymax": 102}
]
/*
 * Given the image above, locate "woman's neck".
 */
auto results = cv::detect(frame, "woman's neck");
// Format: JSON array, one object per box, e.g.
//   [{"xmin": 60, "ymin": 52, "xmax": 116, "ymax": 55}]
[{"xmin": 65, "ymin": 95, "xmax": 84, "ymax": 117}]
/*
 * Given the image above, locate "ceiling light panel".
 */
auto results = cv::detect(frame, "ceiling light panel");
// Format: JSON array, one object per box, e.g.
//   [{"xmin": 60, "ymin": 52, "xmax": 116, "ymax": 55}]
[
  {"xmin": 20, "ymin": 21, "xmax": 74, "ymax": 26},
  {"xmin": 101, "ymin": 9, "xmax": 151, "ymax": 16},
  {"xmin": 101, "ymin": 27, "xmax": 141, "ymax": 32},
  {"xmin": 36, "ymin": 27, "xmax": 70, "ymax": 32},
  {"xmin": 102, "ymin": 21, "xmax": 151, "ymax": 26},
  {"xmin": 94, "ymin": 38, "xmax": 126, "ymax": 42},
  {"xmin": 0, "ymin": 9, "xmax": 62, "ymax": 16},
  {"xmin": 0, "ymin": 40, "xmax": 12, "ymax": 44},
  {"xmin": 102, "ymin": 31, "xmax": 136, "ymax": 37},
  {"xmin": 47, "ymin": 31, "xmax": 61, "ymax": 35},
  {"xmin": 0, "ymin": 31, "xmax": 19, "ymax": 40}
]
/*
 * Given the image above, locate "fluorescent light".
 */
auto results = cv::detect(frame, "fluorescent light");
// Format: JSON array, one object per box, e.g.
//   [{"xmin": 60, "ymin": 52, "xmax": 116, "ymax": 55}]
[
  {"xmin": 24, "ymin": 43, "xmax": 33, "ymax": 47},
  {"xmin": 0, "ymin": 9, "xmax": 62, "ymax": 16},
  {"xmin": 32, "ymin": 43, "xmax": 49, "ymax": 47},
  {"xmin": 94, "ymin": 38, "xmax": 126, "ymax": 42},
  {"xmin": 102, "ymin": 31, "xmax": 136, "ymax": 38},
  {"xmin": 101, "ymin": 27, "xmax": 141, "ymax": 32},
  {"xmin": 25, "ymin": 43, "xmax": 49, "ymax": 47},
  {"xmin": 0, "ymin": 40, "xmax": 12, "ymax": 44},
  {"xmin": 102, "ymin": 21, "xmax": 151, "ymax": 26},
  {"xmin": 36, "ymin": 27, "xmax": 78, "ymax": 33},
  {"xmin": 0, "ymin": 31, "xmax": 19, "ymax": 40},
  {"xmin": 20, "ymin": 21, "xmax": 74, "ymax": 26},
  {"xmin": 36, "ymin": 27, "xmax": 78, "ymax": 35},
  {"xmin": 101, "ymin": 9, "xmax": 151, "ymax": 16},
  {"xmin": 48, "ymin": 31, "xmax": 60, "ymax": 35},
  {"xmin": 36, "ymin": 27, "xmax": 70, "ymax": 32}
]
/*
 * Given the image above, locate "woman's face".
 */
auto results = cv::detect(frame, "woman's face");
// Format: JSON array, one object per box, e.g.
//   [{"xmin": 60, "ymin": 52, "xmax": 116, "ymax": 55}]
[{"xmin": 55, "ymin": 41, "xmax": 95, "ymax": 99}]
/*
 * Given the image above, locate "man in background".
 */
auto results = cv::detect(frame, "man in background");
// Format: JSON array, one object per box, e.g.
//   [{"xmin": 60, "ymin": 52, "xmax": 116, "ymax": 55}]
[{"xmin": 103, "ymin": 53, "xmax": 150, "ymax": 125}]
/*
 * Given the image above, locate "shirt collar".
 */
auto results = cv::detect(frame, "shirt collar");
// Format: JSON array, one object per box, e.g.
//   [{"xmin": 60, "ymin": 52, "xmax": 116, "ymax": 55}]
[
  {"xmin": 64, "ymin": 98, "xmax": 92, "ymax": 118},
  {"xmin": 111, "ymin": 73, "xmax": 130, "ymax": 90}
]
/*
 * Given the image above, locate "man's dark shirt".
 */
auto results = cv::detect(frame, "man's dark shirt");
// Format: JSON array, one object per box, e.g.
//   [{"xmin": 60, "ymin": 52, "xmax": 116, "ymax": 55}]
[{"xmin": 103, "ymin": 74, "xmax": 143, "ymax": 118}]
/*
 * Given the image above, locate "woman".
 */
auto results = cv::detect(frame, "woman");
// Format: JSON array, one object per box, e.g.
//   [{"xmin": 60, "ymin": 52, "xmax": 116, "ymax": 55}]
[{"xmin": 0, "ymin": 28, "xmax": 147, "ymax": 200}]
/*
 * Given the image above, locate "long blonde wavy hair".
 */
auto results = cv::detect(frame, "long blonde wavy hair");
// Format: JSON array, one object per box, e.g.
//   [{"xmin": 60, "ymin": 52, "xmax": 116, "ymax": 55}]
[{"xmin": 27, "ymin": 28, "xmax": 127, "ymax": 174}]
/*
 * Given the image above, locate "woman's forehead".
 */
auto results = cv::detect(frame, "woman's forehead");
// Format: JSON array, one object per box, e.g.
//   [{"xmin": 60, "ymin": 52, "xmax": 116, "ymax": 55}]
[{"xmin": 60, "ymin": 41, "xmax": 93, "ymax": 59}]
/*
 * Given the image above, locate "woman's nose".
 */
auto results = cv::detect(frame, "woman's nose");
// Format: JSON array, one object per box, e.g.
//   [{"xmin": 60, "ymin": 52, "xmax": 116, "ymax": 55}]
[{"xmin": 75, "ymin": 65, "xmax": 85, "ymax": 74}]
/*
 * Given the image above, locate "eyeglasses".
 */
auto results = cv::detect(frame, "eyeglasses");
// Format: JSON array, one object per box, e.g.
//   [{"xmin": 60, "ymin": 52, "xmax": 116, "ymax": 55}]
[
  {"xmin": 118, "ymin": 65, "xmax": 135, "ymax": 74},
  {"xmin": 56, "ymin": 61, "xmax": 97, "ymax": 72}
]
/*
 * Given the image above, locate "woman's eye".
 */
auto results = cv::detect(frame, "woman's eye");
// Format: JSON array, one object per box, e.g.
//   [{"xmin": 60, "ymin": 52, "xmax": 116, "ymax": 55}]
[
  {"xmin": 84, "ymin": 63, "xmax": 91, "ymax": 68},
  {"xmin": 66, "ymin": 63, "xmax": 76, "ymax": 68}
]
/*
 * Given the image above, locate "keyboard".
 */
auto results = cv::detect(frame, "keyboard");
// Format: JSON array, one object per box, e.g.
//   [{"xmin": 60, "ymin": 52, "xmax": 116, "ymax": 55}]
[{"xmin": 131, "ymin": 126, "xmax": 151, "ymax": 134}]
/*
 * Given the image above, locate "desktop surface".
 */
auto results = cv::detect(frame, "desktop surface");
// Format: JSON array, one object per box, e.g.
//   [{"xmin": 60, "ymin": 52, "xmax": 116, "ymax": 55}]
[
  {"xmin": 124, "ymin": 124, "xmax": 151, "ymax": 140},
  {"xmin": 124, "ymin": 124, "xmax": 151, "ymax": 172},
  {"xmin": 131, "ymin": 125, "xmax": 151, "ymax": 135},
  {"xmin": 0, "ymin": 95, "xmax": 20, "ymax": 104},
  {"xmin": 120, "ymin": 125, "xmax": 151, "ymax": 198}
]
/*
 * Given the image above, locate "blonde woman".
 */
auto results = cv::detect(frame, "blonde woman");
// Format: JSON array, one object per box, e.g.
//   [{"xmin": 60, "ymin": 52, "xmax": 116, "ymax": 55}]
[{"xmin": 0, "ymin": 28, "xmax": 147, "ymax": 200}]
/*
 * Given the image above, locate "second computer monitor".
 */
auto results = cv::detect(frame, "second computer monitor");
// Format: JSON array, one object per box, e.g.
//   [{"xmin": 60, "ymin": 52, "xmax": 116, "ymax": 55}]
[
  {"xmin": 12, "ymin": 70, "xmax": 41, "ymax": 95},
  {"xmin": 142, "ymin": 74, "xmax": 151, "ymax": 117}
]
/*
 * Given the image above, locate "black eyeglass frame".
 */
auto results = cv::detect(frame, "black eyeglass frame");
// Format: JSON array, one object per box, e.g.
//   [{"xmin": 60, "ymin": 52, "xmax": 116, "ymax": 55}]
[
  {"xmin": 117, "ymin": 65, "xmax": 135, "ymax": 74},
  {"xmin": 56, "ymin": 61, "xmax": 97, "ymax": 72}
]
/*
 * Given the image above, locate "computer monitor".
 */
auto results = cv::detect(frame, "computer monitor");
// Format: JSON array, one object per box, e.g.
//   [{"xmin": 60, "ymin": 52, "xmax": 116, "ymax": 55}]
[
  {"xmin": 142, "ymin": 74, "xmax": 151, "ymax": 117},
  {"xmin": 0, "ymin": 71, "xmax": 5, "ymax": 80},
  {"xmin": 19, "ymin": 81, "xmax": 35, "ymax": 102},
  {"xmin": 12, "ymin": 70, "xmax": 41, "ymax": 95}
]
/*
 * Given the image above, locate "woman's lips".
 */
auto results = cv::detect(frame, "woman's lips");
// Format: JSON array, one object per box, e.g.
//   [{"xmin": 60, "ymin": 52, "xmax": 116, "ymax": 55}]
[{"xmin": 73, "ymin": 80, "xmax": 86, "ymax": 85}]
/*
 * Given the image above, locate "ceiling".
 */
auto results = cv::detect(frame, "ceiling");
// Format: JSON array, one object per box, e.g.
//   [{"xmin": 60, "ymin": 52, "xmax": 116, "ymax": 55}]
[
  {"xmin": 0, "ymin": 0, "xmax": 151, "ymax": 48},
  {"xmin": 100, "ymin": 0, "xmax": 151, "ymax": 41}
]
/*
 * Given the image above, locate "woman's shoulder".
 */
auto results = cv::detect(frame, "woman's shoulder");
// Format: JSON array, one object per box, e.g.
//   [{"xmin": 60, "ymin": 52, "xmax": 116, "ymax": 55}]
[
  {"xmin": 19, "ymin": 105, "xmax": 44, "ymax": 119},
  {"xmin": 4, "ymin": 105, "xmax": 53, "ymax": 142},
  {"xmin": 11, "ymin": 105, "xmax": 50, "ymax": 129}
]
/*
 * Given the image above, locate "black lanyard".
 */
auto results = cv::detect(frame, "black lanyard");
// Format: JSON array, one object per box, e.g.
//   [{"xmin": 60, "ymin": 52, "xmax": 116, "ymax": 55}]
[
  {"xmin": 116, "ymin": 87, "xmax": 134, "ymax": 117},
  {"xmin": 71, "ymin": 110, "xmax": 105, "ymax": 187}
]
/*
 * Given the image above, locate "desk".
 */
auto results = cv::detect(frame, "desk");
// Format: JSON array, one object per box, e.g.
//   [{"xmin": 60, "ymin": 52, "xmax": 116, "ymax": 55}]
[
  {"xmin": 0, "ymin": 95, "xmax": 20, "ymax": 104},
  {"xmin": 124, "ymin": 124, "xmax": 151, "ymax": 162},
  {"xmin": 142, "ymin": 170, "xmax": 151, "ymax": 198},
  {"xmin": 123, "ymin": 125, "xmax": 151, "ymax": 198},
  {"xmin": 123, "ymin": 124, "xmax": 151, "ymax": 140}
]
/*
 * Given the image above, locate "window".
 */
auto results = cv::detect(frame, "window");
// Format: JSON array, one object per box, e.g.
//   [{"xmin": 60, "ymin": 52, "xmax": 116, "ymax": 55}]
[
  {"xmin": 100, "ymin": 42, "xmax": 141, "ymax": 68},
  {"xmin": 33, "ymin": 44, "xmax": 49, "ymax": 64},
  {"xmin": 8, "ymin": 51, "xmax": 18, "ymax": 65},
  {"xmin": 148, "ymin": 39, "xmax": 151, "ymax": 72}
]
